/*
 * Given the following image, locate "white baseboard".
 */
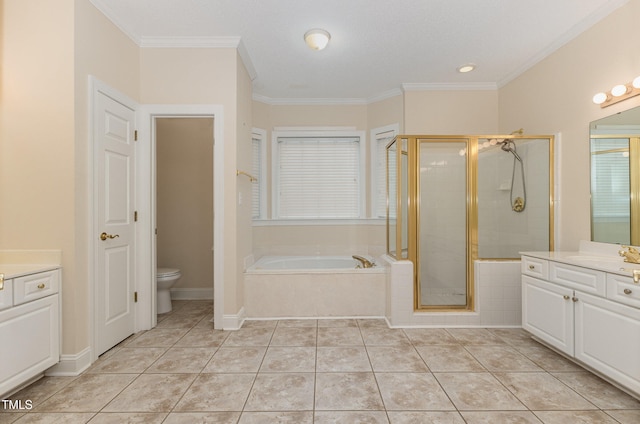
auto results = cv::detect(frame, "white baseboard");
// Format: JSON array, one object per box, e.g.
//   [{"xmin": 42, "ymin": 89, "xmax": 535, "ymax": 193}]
[
  {"xmin": 46, "ymin": 347, "xmax": 92, "ymax": 377},
  {"xmin": 170, "ymin": 287, "xmax": 213, "ymax": 300},
  {"xmin": 223, "ymin": 306, "xmax": 245, "ymax": 330}
]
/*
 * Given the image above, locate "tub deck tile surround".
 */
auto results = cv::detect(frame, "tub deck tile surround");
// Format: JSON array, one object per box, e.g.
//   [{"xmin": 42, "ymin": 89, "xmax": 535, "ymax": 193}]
[{"xmin": 2, "ymin": 300, "xmax": 640, "ymax": 423}]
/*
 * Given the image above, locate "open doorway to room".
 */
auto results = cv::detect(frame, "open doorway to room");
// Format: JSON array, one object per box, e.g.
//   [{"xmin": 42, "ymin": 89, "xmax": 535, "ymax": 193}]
[
  {"xmin": 155, "ymin": 118, "xmax": 214, "ymax": 313},
  {"xmin": 139, "ymin": 104, "xmax": 225, "ymax": 331}
]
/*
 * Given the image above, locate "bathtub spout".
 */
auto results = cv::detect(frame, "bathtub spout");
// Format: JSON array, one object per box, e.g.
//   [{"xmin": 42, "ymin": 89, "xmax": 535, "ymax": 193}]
[{"xmin": 353, "ymin": 255, "xmax": 375, "ymax": 268}]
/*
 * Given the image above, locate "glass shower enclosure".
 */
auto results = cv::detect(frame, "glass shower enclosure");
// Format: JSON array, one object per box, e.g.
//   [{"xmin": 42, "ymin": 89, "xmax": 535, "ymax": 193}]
[{"xmin": 387, "ymin": 135, "xmax": 554, "ymax": 311}]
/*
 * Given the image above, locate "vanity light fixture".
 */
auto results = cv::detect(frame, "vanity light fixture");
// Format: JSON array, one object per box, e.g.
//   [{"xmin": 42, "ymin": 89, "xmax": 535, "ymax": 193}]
[
  {"xmin": 593, "ymin": 75, "xmax": 640, "ymax": 108},
  {"xmin": 304, "ymin": 28, "xmax": 331, "ymax": 50}
]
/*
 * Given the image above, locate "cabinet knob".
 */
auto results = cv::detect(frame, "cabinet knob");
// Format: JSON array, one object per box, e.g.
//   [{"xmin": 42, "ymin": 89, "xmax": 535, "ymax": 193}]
[
  {"xmin": 37, "ymin": 283, "xmax": 45, "ymax": 289},
  {"xmin": 572, "ymin": 297, "xmax": 579, "ymax": 302},
  {"xmin": 563, "ymin": 295, "xmax": 570, "ymax": 300},
  {"xmin": 624, "ymin": 288, "xmax": 632, "ymax": 295},
  {"xmin": 529, "ymin": 265, "xmax": 535, "ymax": 270}
]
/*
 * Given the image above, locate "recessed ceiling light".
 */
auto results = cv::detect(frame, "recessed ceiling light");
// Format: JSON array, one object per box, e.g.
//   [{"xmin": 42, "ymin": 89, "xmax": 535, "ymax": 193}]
[{"xmin": 457, "ymin": 63, "xmax": 476, "ymax": 73}]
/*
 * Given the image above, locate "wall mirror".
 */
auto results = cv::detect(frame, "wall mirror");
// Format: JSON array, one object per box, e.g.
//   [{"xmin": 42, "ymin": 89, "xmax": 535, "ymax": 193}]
[{"xmin": 589, "ymin": 106, "xmax": 640, "ymax": 245}]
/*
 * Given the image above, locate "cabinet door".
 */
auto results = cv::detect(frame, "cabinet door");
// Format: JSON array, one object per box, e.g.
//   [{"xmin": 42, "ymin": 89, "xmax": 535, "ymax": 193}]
[
  {"xmin": 522, "ymin": 275, "xmax": 574, "ymax": 355},
  {"xmin": 0, "ymin": 295, "xmax": 59, "ymax": 397},
  {"xmin": 575, "ymin": 291, "xmax": 640, "ymax": 396}
]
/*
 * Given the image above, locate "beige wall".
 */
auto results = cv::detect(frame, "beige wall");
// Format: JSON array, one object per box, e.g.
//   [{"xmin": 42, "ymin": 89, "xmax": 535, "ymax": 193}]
[
  {"xmin": 139, "ymin": 47, "xmax": 244, "ymax": 315},
  {"xmin": 404, "ymin": 89, "xmax": 499, "ymax": 134},
  {"xmin": 235, "ymin": 54, "xmax": 254, "ymax": 309},
  {"xmin": 156, "ymin": 118, "xmax": 213, "ymax": 289},
  {"xmin": 498, "ymin": 0, "xmax": 640, "ymax": 250},
  {"xmin": 0, "ymin": 0, "xmax": 140, "ymax": 355}
]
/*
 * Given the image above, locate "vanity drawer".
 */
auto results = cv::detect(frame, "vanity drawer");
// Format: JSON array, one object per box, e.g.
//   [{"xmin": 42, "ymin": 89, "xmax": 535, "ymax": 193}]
[
  {"xmin": 549, "ymin": 262, "xmax": 606, "ymax": 295},
  {"xmin": 0, "ymin": 275, "xmax": 13, "ymax": 311},
  {"xmin": 521, "ymin": 256, "xmax": 549, "ymax": 280},
  {"xmin": 607, "ymin": 274, "xmax": 640, "ymax": 308},
  {"xmin": 13, "ymin": 270, "xmax": 59, "ymax": 306}
]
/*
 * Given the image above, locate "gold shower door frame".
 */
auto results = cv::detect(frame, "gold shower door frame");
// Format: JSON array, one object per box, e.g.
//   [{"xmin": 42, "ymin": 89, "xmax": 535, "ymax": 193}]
[
  {"xmin": 410, "ymin": 136, "xmax": 477, "ymax": 311},
  {"xmin": 387, "ymin": 134, "xmax": 555, "ymax": 312}
]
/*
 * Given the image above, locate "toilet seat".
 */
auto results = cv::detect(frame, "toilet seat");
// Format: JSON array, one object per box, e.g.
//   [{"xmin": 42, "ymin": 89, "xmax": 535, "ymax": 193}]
[{"xmin": 157, "ymin": 268, "xmax": 180, "ymax": 278}]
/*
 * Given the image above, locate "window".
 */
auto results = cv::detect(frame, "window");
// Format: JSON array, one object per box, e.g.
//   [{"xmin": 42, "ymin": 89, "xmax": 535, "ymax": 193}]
[
  {"xmin": 370, "ymin": 124, "xmax": 399, "ymax": 218},
  {"xmin": 272, "ymin": 130, "xmax": 366, "ymax": 219},
  {"xmin": 251, "ymin": 128, "xmax": 267, "ymax": 219}
]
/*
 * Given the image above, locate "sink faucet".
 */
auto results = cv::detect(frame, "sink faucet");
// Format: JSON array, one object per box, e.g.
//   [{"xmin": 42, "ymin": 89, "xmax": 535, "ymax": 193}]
[
  {"xmin": 352, "ymin": 255, "xmax": 375, "ymax": 268},
  {"xmin": 619, "ymin": 245, "xmax": 640, "ymax": 264}
]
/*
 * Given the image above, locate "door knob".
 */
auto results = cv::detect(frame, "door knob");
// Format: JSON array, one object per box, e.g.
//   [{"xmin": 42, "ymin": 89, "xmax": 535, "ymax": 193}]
[{"xmin": 100, "ymin": 232, "xmax": 120, "ymax": 241}]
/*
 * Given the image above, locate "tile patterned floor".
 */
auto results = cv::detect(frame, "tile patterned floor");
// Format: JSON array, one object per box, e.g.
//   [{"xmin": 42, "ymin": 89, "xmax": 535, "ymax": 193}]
[{"xmin": 2, "ymin": 300, "xmax": 640, "ymax": 423}]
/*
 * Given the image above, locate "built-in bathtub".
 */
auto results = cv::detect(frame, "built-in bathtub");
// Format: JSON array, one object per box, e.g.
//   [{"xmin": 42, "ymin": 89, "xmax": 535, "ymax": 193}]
[{"xmin": 244, "ymin": 255, "xmax": 386, "ymax": 318}]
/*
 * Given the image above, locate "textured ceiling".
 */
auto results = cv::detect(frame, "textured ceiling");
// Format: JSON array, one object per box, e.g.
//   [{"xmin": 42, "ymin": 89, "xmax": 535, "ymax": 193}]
[{"xmin": 90, "ymin": 0, "xmax": 626, "ymax": 102}]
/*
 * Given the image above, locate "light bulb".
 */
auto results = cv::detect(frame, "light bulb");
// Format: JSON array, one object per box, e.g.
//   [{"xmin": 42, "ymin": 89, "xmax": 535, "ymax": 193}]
[
  {"xmin": 592, "ymin": 92, "xmax": 608, "ymax": 105},
  {"xmin": 633, "ymin": 76, "xmax": 640, "ymax": 89},
  {"xmin": 611, "ymin": 84, "xmax": 629, "ymax": 97}
]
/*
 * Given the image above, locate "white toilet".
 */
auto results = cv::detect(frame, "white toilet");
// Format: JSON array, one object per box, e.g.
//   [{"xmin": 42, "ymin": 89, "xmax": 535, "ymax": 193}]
[{"xmin": 157, "ymin": 268, "xmax": 181, "ymax": 314}]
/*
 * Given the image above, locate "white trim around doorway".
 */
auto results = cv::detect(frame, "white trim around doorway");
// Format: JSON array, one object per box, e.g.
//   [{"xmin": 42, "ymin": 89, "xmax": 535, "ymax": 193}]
[{"xmin": 138, "ymin": 104, "xmax": 225, "ymax": 331}]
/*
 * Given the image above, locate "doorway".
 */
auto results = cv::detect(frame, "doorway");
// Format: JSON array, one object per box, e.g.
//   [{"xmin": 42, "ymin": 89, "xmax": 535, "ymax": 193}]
[
  {"xmin": 155, "ymin": 118, "xmax": 214, "ymax": 303},
  {"xmin": 139, "ymin": 105, "xmax": 225, "ymax": 331}
]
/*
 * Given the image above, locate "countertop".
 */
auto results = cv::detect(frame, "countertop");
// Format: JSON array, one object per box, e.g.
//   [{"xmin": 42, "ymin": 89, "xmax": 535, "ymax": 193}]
[
  {"xmin": 0, "ymin": 249, "xmax": 62, "ymax": 279},
  {"xmin": 521, "ymin": 250, "xmax": 640, "ymax": 278},
  {"xmin": 0, "ymin": 264, "xmax": 61, "ymax": 279}
]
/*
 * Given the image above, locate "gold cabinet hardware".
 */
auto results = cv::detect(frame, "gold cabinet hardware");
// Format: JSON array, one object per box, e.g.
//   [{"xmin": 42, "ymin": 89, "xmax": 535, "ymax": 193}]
[
  {"xmin": 0, "ymin": 273, "xmax": 4, "ymax": 291},
  {"xmin": 100, "ymin": 232, "xmax": 120, "ymax": 241},
  {"xmin": 37, "ymin": 283, "xmax": 45, "ymax": 289},
  {"xmin": 572, "ymin": 296, "xmax": 579, "ymax": 302},
  {"xmin": 624, "ymin": 288, "xmax": 633, "ymax": 295},
  {"xmin": 563, "ymin": 295, "xmax": 570, "ymax": 300},
  {"xmin": 528, "ymin": 265, "xmax": 535, "ymax": 270}
]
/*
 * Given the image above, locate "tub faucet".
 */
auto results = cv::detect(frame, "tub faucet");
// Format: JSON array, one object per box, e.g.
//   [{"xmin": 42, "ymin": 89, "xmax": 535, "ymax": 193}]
[
  {"xmin": 619, "ymin": 245, "xmax": 640, "ymax": 264},
  {"xmin": 353, "ymin": 255, "xmax": 375, "ymax": 268}
]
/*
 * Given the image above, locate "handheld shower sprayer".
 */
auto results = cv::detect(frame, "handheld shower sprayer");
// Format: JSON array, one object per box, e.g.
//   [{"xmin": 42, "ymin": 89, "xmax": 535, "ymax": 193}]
[{"xmin": 497, "ymin": 139, "xmax": 526, "ymax": 212}]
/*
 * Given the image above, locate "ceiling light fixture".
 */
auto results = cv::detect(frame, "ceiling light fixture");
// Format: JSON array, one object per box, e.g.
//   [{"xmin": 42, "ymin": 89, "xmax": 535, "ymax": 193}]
[
  {"xmin": 304, "ymin": 28, "xmax": 331, "ymax": 51},
  {"xmin": 593, "ymin": 75, "xmax": 640, "ymax": 108},
  {"xmin": 457, "ymin": 63, "xmax": 476, "ymax": 73}
]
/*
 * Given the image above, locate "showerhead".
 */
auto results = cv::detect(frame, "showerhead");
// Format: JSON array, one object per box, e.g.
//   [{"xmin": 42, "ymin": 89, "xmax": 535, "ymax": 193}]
[{"xmin": 499, "ymin": 140, "xmax": 522, "ymax": 162}]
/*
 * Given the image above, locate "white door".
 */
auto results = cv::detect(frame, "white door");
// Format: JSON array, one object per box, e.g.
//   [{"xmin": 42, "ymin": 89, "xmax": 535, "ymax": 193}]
[{"xmin": 94, "ymin": 89, "xmax": 136, "ymax": 356}]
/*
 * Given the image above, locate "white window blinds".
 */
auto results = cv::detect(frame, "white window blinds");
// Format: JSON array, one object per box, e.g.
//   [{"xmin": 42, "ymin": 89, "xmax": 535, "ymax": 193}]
[
  {"xmin": 275, "ymin": 136, "xmax": 361, "ymax": 219},
  {"xmin": 251, "ymin": 134, "xmax": 262, "ymax": 219},
  {"xmin": 591, "ymin": 138, "xmax": 630, "ymax": 218}
]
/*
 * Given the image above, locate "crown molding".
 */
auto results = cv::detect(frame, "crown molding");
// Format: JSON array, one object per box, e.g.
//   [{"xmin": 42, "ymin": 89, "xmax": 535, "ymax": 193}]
[
  {"xmin": 253, "ymin": 88, "xmax": 403, "ymax": 106},
  {"xmin": 402, "ymin": 82, "xmax": 498, "ymax": 91},
  {"xmin": 497, "ymin": 0, "xmax": 629, "ymax": 88}
]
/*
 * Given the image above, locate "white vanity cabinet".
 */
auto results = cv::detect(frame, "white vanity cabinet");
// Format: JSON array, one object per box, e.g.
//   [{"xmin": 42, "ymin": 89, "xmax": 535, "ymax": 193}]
[
  {"xmin": 522, "ymin": 253, "xmax": 640, "ymax": 397},
  {"xmin": 0, "ymin": 268, "xmax": 61, "ymax": 398},
  {"xmin": 522, "ymin": 274, "xmax": 574, "ymax": 355}
]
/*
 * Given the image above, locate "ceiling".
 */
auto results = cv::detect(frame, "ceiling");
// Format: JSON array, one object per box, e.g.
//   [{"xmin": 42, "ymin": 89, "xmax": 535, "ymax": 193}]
[{"xmin": 90, "ymin": 0, "xmax": 626, "ymax": 103}]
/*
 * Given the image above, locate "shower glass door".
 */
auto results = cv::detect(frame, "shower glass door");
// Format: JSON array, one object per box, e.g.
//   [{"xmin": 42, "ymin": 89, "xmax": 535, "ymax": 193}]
[{"xmin": 416, "ymin": 138, "xmax": 473, "ymax": 309}]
